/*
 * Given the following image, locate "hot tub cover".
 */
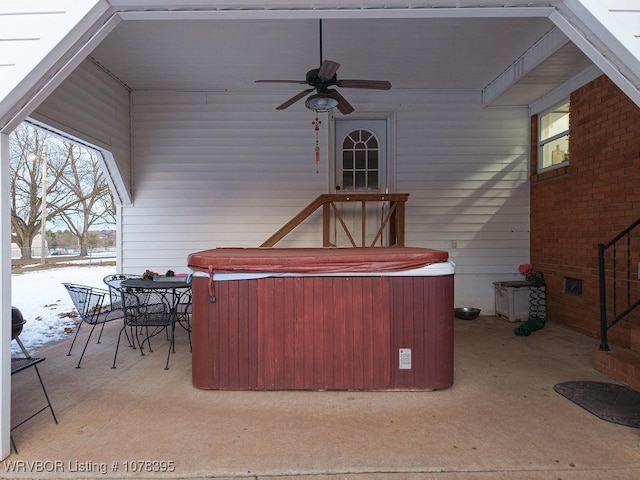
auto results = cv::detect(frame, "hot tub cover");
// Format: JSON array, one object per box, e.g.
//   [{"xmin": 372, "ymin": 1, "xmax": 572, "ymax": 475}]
[{"xmin": 188, "ymin": 247, "xmax": 448, "ymax": 275}]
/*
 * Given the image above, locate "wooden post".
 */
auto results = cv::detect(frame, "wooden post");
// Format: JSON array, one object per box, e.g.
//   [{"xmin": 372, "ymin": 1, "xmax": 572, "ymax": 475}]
[
  {"xmin": 395, "ymin": 200, "xmax": 405, "ymax": 246},
  {"xmin": 322, "ymin": 203, "xmax": 331, "ymax": 247}
]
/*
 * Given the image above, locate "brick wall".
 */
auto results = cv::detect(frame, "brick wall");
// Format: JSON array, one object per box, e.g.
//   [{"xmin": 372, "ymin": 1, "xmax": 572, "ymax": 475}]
[{"xmin": 530, "ymin": 75, "xmax": 640, "ymax": 346}]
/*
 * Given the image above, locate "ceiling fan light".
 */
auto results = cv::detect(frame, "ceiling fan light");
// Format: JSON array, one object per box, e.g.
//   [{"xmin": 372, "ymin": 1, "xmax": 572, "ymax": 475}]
[{"xmin": 305, "ymin": 94, "xmax": 338, "ymax": 112}]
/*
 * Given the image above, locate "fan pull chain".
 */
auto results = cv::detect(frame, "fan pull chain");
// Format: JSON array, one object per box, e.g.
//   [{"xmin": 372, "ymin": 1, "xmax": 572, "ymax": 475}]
[{"xmin": 313, "ymin": 114, "xmax": 321, "ymax": 173}]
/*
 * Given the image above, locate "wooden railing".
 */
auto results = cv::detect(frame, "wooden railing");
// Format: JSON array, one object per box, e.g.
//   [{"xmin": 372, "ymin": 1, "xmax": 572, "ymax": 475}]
[{"xmin": 261, "ymin": 193, "xmax": 409, "ymax": 248}]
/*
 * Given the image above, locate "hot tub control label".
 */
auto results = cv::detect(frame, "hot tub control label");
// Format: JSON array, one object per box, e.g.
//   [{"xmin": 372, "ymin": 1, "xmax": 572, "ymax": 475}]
[{"xmin": 399, "ymin": 348, "xmax": 412, "ymax": 369}]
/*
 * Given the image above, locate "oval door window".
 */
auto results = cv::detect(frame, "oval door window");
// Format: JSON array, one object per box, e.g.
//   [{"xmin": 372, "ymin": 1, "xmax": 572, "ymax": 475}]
[{"xmin": 341, "ymin": 129, "xmax": 379, "ymax": 191}]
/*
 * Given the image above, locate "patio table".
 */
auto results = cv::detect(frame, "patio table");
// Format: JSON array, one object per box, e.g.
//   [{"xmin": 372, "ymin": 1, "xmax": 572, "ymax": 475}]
[
  {"xmin": 120, "ymin": 278, "xmax": 191, "ymax": 312},
  {"xmin": 121, "ymin": 277, "xmax": 191, "ymax": 291},
  {"xmin": 116, "ymin": 277, "xmax": 192, "ymax": 369}
]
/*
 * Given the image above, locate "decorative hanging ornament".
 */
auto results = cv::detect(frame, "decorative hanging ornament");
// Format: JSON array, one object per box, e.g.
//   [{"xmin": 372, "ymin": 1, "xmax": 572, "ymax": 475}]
[{"xmin": 312, "ymin": 114, "xmax": 321, "ymax": 174}]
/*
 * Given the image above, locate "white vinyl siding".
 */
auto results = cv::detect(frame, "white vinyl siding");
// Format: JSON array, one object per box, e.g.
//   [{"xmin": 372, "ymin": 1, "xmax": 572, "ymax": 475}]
[
  {"xmin": 603, "ymin": 0, "xmax": 640, "ymax": 55},
  {"xmin": 554, "ymin": 0, "xmax": 640, "ymax": 108},
  {"xmin": 31, "ymin": 59, "xmax": 132, "ymax": 204},
  {"xmin": 0, "ymin": 0, "xmax": 107, "ymax": 131},
  {"xmin": 393, "ymin": 90, "xmax": 530, "ymax": 273},
  {"xmin": 0, "ymin": 1, "xmax": 79, "ymax": 75},
  {"xmin": 124, "ymin": 90, "xmax": 328, "ymax": 270},
  {"xmin": 391, "ymin": 90, "xmax": 530, "ymax": 308},
  {"xmin": 122, "ymin": 89, "xmax": 529, "ymax": 312}
]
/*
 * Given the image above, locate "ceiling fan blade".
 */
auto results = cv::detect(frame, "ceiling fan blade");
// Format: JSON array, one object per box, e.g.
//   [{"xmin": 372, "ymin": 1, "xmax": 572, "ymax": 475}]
[
  {"xmin": 326, "ymin": 90, "xmax": 354, "ymax": 115},
  {"xmin": 318, "ymin": 60, "xmax": 340, "ymax": 81},
  {"xmin": 336, "ymin": 79, "xmax": 392, "ymax": 90},
  {"xmin": 255, "ymin": 79, "xmax": 308, "ymax": 84},
  {"xmin": 276, "ymin": 88, "xmax": 315, "ymax": 110}
]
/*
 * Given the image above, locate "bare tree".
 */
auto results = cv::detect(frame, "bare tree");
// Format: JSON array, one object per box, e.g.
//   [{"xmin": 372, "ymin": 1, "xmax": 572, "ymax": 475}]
[
  {"xmin": 10, "ymin": 123, "xmax": 116, "ymax": 260},
  {"xmin": 9, "ymin": 125, "xmax": 74, "ymax": 260},
  {"xmin": 53, "ymin": 143, "xmax": 113, "ymax": 256}
]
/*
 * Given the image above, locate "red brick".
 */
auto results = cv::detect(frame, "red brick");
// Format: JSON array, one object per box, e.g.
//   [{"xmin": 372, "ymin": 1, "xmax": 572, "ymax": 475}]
[
  {"xmin": 631, "ymin": 329, "xmax": 640, "ymax": 352},
  {"xmin": 532, "ymin": 75, "xmax": 640, "ymax": 348}
]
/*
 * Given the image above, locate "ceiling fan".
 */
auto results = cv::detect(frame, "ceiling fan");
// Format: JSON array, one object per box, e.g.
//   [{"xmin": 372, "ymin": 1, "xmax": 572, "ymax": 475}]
[{"xmin": 255, "ymin": 20, "xmax": 392, "ymax": 114}]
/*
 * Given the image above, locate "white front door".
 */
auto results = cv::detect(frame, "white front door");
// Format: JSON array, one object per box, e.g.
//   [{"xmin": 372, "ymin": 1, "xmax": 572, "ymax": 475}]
[
  {"xmin": 332, "ymin": 118, "xmax": 390, "ymax": 246},
  {"xmin": 334, "ymin": 119, "xmax": 388, "ymax": 193}
]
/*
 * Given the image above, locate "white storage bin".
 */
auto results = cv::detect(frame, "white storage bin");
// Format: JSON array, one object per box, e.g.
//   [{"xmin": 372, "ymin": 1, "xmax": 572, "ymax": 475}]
[{"xmin": 494, "ymin": 281, "xmax": 545, "ymax": 322}]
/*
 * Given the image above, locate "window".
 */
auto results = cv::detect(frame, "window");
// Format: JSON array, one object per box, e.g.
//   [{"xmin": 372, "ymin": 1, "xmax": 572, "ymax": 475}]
[
  {"xmin": 538, "ymin": 102, "xmax": 569, "ymax": 170},
  {"xmin": 341, "ymin": 129, "xmax": 380, "ymax": 191},
  {"xmin": 538, "ymin": 101, "xmax": 569, "ymax": 170}
]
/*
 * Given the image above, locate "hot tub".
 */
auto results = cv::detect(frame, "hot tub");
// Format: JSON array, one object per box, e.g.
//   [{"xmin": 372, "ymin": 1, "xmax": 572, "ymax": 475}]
[{"xmin": 187, "ymin": 247, "xmax": 454, "ymax": 391}]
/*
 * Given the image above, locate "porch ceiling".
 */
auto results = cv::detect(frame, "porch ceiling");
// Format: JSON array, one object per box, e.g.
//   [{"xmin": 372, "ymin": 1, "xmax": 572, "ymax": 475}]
[{"xmin": 88, "ymin": 16, "xmax": 594, "ymax": 107}]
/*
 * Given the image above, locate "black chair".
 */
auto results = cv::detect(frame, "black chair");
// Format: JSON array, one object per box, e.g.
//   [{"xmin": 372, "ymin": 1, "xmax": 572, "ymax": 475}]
[
  {"xmin": 112, "ymin": 288, "xmax": 176, "ymax": 370},
  {"xmin": 103, "ymin": 274, "xmax": 140, "ymax": 315},
  {"xmin": 63, "ymin": 283, "xmax": 123, "ymax": 368},
  {"xmin": 11, "ymin": 307, "xmax": 58, "ymax": 454},
  {"xmin": 103, "ymin": 274, "xmax": 140, "ymax": 346},
  {"xmin": 175, "ymin": 288, "xmax": 192, "ymax": 350}
]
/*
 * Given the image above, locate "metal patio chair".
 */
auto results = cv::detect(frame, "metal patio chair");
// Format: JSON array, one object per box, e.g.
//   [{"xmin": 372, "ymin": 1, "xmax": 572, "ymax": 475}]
[
  {"xmin": 103, "ymin": 273, "xmax": 140, "ymax": 346},
  {"xmin": 175, "ymin": 287, "xmax": 192, "ymax": 350},
  {"xmin": 103, "ymin": 274, "xmax": 140, "ymax": 314},
  {"xmin": 112, "ymin": 287, "xmax": 177, "ymax": 370},
  {"xmin": 11, "ymin": 307, "xmax": 58, "ymax": 453},
  {"xmin": 63, "ymin": 282, "xmax": 123, "ymax": 368}
]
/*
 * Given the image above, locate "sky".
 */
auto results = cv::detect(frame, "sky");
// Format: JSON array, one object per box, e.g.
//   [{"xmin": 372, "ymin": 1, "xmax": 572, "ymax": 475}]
[{"xmin": 11, "ymin": 264, "xmax": 116, "ymax": 354}]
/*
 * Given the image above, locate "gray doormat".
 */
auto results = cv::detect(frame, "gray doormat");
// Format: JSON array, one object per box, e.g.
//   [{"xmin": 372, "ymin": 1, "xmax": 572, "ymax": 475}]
[{"xmin": 554, "ymin": 381, "xmax": 640, "ymax": 428}]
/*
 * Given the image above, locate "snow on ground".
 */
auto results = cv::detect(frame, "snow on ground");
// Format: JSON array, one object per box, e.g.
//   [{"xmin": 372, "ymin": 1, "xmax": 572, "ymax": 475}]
[{"xmin": 11, "ymin": 265, "xmax": 116, "ymax": 354}]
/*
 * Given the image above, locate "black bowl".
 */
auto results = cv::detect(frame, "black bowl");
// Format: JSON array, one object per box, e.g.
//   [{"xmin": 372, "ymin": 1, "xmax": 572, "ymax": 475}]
[{"xmin": 454, "ymin": 307, "xmax": 481, "ymax": 320}]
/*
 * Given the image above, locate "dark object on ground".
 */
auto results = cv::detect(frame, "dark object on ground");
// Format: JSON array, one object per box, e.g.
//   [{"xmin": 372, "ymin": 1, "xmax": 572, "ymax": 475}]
[
  {"xmin": 454, "ymin": 307, "xmax": 481, "ymax": 320},
  {"xmin": 514, "ymin": 317, "xmax": 545, "ymax": 336},
  {"xmin": 554, "ymin": 381, "xmax": 640, "ymax": 428}
]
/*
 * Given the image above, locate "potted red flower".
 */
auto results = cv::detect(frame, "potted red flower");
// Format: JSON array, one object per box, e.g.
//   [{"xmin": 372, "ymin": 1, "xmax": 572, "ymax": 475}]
[{"xmin": 518, "ymin": 263, "xmax": 544, "ymax": 284}]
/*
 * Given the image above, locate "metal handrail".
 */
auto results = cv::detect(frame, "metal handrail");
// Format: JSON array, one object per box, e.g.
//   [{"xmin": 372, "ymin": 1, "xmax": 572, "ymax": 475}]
[{"xmin": 598, "ymin": 217, "xmax": 640, "ymax": 351}]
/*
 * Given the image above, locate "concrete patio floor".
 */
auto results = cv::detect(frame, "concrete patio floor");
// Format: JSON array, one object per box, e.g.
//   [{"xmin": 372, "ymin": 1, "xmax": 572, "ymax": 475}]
[{"xmin": 6, "ymin": 315, "xmax": 640, "ymax": 480}]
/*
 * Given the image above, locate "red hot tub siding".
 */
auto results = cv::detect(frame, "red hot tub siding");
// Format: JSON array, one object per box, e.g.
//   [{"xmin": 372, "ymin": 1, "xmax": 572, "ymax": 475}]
[{"xmin": 189, "ymin": 247, "xmax": 454, "ymax": 391}]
